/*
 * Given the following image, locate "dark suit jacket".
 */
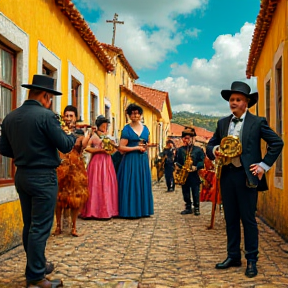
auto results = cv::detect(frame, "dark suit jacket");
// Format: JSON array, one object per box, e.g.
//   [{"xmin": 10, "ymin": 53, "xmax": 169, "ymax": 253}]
[
  {"xmin": 0, "ymin": 100, "xmax": 76, "ymax": 168},
  {"xmin": 206, "ymin": 111, "xmax": 283, "ymax": 191},
  {"xmin": 175, "ymin": 145, "xmax": 205, "ymax": 171}
]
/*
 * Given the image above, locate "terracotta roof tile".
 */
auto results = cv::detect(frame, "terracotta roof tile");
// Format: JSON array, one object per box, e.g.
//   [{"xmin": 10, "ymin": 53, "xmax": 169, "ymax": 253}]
[
  {"xmin": 133, "ymin": 84, "xmax": 172, "ymax": 119},
  {"xmin": 55, "ymin": 0, "xmax": 114, "ymax": 72},
  {"xmin": 246, "ymin": 0, "xmax": 280, "ymax": 78},
  {"xmin": 169, "ymin": 123, "xmax": 185, "ymax": 137},
  {"xmin": 101, "ymin": 43, "xmax": 139, "ymax": 80},
  {"xmin": 169, "ymin": 123, "xmax": 214, "ymax": 141},
  {"xmin": 120, "ymin": 85, "xmax": 161, "ymax": 118}
]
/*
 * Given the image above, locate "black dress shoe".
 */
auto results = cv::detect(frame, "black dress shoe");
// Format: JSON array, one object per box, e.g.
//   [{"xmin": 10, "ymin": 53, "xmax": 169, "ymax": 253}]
[
  {"xmin": 180, "ymin": 209, "xmax": 192, "ymax": 215},
  {"xmin": 45, "ymin": 261, "xmax": 54, "ymax": 275},
  {"xmin": 215, "ymin": 257, "xmax": 242, "ymax": 269},
  {"xmin": 245, "ymin": 261, "xmax": 258, "ymax": 278},
  {"xmin": 194, "ymin": 208, "xmax": 200, "ymax": 216}
]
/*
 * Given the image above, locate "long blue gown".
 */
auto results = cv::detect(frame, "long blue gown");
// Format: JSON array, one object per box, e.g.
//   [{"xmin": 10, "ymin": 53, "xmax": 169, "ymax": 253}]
[{"xmin": 117, "ymin": 124, "xmax": 154, "ymax": 218}]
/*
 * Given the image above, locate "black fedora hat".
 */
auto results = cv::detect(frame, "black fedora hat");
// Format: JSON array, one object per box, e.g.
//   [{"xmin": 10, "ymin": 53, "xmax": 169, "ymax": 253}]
[
  {"xmin": 21, "ymin": 74, "xmax": 62, "ymax": 95},
  {"xmin": 221, "ymin": 81, "xmax": 258, "ymax": 108}
]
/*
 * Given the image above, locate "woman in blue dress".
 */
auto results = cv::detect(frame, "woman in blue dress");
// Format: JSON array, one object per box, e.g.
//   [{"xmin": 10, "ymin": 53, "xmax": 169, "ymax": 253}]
[{"xmin": 117, "ymin": 103, "xmax": 154, "ymax": 218}]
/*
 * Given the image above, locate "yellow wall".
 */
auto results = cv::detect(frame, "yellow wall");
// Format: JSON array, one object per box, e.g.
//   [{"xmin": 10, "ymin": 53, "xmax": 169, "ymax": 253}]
[
  {"xmin": 0, "ymin": 0, "xmax": 109, "ymax": 253},
  {"xmin": 0, "ymin": 200, "xmax": 22, "ymax": 252},
  {"xmin": 105, "ymin": 56, "xmax": 134, "ymax": 137},
  {"xmin": 1, "ymin": 0, "xmax": 107, "ymax": 119},
  {"xmin": 161, "ymin": 101, "xmax": 172, "ymax": 145},
  {"xmin": 253, "ymin": 0, "xmax": 288, "ymax": 239}
]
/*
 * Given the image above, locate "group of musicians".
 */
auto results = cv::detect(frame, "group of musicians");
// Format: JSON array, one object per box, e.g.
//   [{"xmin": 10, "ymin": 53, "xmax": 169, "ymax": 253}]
[{"xmin": 0, "ymin": 75, "xmax": 284, "ymax": 286}]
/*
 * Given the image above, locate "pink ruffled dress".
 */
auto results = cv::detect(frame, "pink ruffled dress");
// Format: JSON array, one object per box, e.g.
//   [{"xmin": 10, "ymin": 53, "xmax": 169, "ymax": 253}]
[{"xmin": 80, "ymin": 136, "xmax": 118, "ymax": 219}]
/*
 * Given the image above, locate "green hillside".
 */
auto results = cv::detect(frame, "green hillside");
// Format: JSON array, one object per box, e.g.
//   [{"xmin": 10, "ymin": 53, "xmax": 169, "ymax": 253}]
[{"xmin": 172, "ymin": 111, "xmax": 220, "ymax": 132}]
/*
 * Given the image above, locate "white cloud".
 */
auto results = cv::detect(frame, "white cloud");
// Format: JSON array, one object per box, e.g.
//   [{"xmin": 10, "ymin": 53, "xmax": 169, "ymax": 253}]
[
  {"xmin": 72, "ymin": 1, "xmax": 257, "ymax": 116},
  {"xmin": 152, "ymin": 22, "xmax": 257, "ymax": 116},
  {"xmin": 73, "ymin": 0, "xmax": 207, "ymax": 69}
]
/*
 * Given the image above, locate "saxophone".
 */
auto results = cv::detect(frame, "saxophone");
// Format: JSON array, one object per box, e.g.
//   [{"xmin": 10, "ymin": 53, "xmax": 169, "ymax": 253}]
[{"xmin": 174, "ymin": 145, "xmax": 194, "ymax": 185}]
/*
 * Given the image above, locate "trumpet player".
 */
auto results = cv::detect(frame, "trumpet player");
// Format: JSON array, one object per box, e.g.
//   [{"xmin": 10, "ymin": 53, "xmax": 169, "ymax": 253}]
[
  {"xmin": 206, "ymin": 81, "xmax": 283, "ymax": 278},
  {"xmin": 175, "ymin": 127, "xmax": 205, "ymax": 216}
]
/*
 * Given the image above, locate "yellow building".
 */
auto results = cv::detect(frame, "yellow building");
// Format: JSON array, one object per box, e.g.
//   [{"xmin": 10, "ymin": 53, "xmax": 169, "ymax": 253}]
[
  {"xmin": 0, "ymin": 0, "xmax": 114, "ymax": 253},
  {"xmin": 120, "ymin": 84, "xmax": 172, "ymax": 179},
  {"xmin": 0, "ymin": 0, "xmax": 172, "ymax": 253},
  {"xmin": 101, "ymin": 43, "xmax": 139, "ymax": 140},
  {"xmin": 246, "ymin": 0, "xmax": 287, "ymax": 239}
]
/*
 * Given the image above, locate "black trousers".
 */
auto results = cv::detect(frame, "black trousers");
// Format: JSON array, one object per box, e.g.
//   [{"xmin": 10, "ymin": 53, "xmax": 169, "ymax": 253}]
[
  {"xmin": 164, "ymin": 165, "xmax": 175, "ymax": 190},
  {"xmin": 15, "ymin": 167, "xmax": 58, "ymax": 282},
  {"xmin": 220, "ymin": 164, "xmax": 258, "ymax": 261},
  {"xmin": 181, "ymin": 172, "xmax": 200, "ymax": 209}
]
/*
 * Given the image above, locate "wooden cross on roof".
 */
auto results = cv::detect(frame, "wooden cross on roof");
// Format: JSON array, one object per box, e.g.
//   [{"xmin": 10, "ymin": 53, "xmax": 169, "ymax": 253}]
[{"xmin": 106, "ymin": 13, "xmax": 124, "ymax": 46}]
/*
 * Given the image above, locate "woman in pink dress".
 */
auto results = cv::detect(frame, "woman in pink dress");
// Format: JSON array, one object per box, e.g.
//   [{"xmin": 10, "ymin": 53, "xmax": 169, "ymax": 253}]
[{"xmin": 80, "ymin": 115, "xmax": 118, "ymax": 219}]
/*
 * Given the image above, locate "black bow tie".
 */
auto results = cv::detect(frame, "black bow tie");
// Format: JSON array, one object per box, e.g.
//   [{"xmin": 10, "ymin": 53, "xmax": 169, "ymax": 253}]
[{"xmin": 232, "ymin": 117, "xmax": 243, "ymax": 124}]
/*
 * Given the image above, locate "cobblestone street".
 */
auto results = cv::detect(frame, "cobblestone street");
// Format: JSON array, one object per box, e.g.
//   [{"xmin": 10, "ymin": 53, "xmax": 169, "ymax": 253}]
[{"xmin": 1, "ymin": 181, "xmax": 288, "ymax": 288}]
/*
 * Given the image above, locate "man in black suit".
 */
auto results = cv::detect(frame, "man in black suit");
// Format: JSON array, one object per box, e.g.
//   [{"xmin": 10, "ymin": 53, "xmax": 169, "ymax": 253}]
[
  {"xmin": 175, "ymin": 127, "xmax": 205, "ymax": 216},
  {"xmin": 0, "ymin": 75, "xmax": 76, "ymax": 287},
  {"xmin": 206, "ymin": 81, "xmax": 283, "ymax": 278}
]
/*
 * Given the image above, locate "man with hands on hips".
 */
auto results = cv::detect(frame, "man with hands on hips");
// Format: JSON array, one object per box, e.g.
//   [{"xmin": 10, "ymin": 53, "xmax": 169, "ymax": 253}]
[{"xmin": 206, "ymin": 81, "xmax": 283, "ymax": 278}]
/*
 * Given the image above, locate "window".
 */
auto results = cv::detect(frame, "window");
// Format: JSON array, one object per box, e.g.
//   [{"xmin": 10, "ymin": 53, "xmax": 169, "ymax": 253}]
[
  {"xmin": 37, "ymin": 42, "xmax": 61, "ymax": 114},
  {"xmin": 111, "ymin": 116, "xmax": 115, "ymax": 137},
  {"xmin": 0, "ymin": 43, "xmax": 16, "ymax": 184},
  {"xmin": 105, "ymin": 104, "xmax": 110, "ymax": 120},
  {"xmin": 68, "ymin": 62, "xmax": 84, "ymax": 121},
  {"xmin": 71, "ymin": 76, "xmax": 81, "ymax": 120},
  {"xmin": 122, "ymin": 70, "xmax": 125, "ymax": 85},
  {"xmin": 42, "ymin": 61, "xmax": 57, "ymax": 111},
  {"xmin": 90, "ymin": 92, "xmax": 98, "ymax": 125},
  {"xmin": 265, "ymin": 79, "xmax": 271, "ymax": 125},
  {"xmin": 275, "ymin": 57, "xmax": 282, "ymax": 178},
  {"xmin": 88, "ymin": 83, "xmax": 99, "ymax": 126}
]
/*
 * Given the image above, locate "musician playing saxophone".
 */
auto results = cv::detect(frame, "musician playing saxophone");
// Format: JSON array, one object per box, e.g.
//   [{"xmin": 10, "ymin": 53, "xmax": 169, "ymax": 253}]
[{"xmin": 175, "ymin": 127, "xmax": 205, "ymax": 215}]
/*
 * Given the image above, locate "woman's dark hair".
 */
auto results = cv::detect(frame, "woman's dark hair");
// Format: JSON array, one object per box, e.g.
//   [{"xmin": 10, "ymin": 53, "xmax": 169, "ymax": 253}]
[
  {"xmin": 64, "ymin": 105, "xmax": 78, "ymax": 118},
  {"xmin": 126, "ymin": 103, "xmax": 143, "ymax": 116},
  {"xmin": 95, "ymin": 115, "xmax": 110, "ymax": 128}
]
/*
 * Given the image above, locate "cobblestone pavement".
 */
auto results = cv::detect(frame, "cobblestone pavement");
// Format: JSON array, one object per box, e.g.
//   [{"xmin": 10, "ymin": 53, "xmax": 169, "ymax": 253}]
[{"xmin": 1, "ymin": 181, "xmax": 288, "ymax": 288}]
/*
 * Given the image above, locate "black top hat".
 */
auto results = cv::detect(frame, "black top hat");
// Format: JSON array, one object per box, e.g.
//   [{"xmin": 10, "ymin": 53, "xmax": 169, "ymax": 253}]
[
  {"xmin": 21, "ymin": 74, "xmax": 62, "ymax": 95},
  {"xmin": 182, "ymin": 127, "xmax": 197, "ymax": 137},
  {"xmin": 95, "ymin": 115, "xmax": 110, "ymax": 127},
  {"xmin": 221, "ymin": 81, "xmax": 258, "ymax": 108}
]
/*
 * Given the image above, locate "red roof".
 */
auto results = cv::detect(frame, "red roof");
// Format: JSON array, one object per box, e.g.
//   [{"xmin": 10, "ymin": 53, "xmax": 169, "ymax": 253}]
[
  {"xmin": 133, "ymin": 84, "xmax": 172, "ymax": 119},
  {"xmin": 101, "ymin": 43, "xmax": 139, "ymax": 80},
  {"xmin": 169, "ymin": 123, "xmax": 213, "ymax": 142},
  {"xmin": 246, "ymin": 0, "xmax": 280, "ymax": 78},
  {"xmin": 55, "ymin": 0, "xmax": 114, "ymax": 72},
  {"xmin": 120, "ymin": 85, "xmax": 162, "ymax": 118}
]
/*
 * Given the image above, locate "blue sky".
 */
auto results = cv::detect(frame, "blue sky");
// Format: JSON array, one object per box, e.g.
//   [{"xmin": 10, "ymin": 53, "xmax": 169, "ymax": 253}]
[{"xmin": 73, "ymin": 0, "xmax": 260, "ymax": 115}]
